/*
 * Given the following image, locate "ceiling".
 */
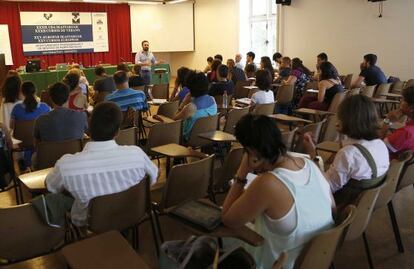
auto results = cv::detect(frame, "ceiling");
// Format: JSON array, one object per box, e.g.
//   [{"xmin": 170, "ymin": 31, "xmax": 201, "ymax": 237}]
[{"xmin": 5, "ymin": 0, "xmax": 191, "ymax": 3}]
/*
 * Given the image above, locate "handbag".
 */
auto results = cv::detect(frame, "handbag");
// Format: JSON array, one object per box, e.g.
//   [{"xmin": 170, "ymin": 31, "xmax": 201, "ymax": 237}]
[{"xmin": 159, "ymin": 235, "xmax": 256, "ymax": 269}]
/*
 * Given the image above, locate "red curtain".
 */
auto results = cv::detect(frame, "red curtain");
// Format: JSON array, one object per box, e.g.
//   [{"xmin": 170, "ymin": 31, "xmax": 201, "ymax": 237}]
[{"xmin": 0, "ymin": 1, "xmax": 133, "ymax": 69}]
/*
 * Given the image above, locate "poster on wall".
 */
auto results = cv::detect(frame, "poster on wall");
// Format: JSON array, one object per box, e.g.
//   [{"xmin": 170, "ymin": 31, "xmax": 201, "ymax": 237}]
[
  {"xmin": 20, "ymin": 12, "xmax": 109, "ymax": 56},
  {"xmin": 0, "ymin": 25, "xmax": 13, "ymax": 65}
]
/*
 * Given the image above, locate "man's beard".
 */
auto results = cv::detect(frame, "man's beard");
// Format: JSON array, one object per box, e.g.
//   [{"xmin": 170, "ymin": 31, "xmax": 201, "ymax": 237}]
[{"xmin": 143, "ymin": 47, "xmax": 149, "ymax": 51}]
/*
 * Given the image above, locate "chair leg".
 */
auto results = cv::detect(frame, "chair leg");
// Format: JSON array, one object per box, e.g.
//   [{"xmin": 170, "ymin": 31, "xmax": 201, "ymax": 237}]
[
  {"xmin": 387, "ymin": 201, "xmax": 404, "ymax": 253},
  {"xmin": 149, "ymin": 212, "xmax": 160, "ymax": 257},
  {"xmin": 329, "ymin": 263, "xmax": 336, "ymax": 269},
  {"xmin": 154, "ymin": 211, "xmax": 165, "ymax": 243},
  {"xmin": 362, "ymin": 232, "xmax": 374, "ymax": 269}
]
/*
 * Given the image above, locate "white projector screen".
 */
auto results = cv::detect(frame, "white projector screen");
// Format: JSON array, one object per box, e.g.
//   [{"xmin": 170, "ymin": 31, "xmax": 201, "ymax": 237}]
[{"xmin": 130, "ymin": 2, "xmax": 194, "ymax": 53}]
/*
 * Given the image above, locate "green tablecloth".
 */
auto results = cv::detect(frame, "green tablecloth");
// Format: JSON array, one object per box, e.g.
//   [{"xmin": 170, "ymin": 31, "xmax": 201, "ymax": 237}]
[{"xmin": 20, "ymin": 64, "xmax": 171, "ymax": 95}]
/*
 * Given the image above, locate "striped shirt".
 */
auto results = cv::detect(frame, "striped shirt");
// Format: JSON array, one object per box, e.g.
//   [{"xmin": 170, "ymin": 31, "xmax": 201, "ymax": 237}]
[
  {"xmin": 105, "ymin": 88, "xmax": 148, "ymax": 112},
  {"xmin": 45, "ymin": 140, "xmax": 158, "ymax": 226}
]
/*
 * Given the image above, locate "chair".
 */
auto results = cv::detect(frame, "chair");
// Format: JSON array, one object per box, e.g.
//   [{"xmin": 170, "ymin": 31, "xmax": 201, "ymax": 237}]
[
  {"xmin": 294, "ymin": 92, "xmax": 346, "ymax": 122},
  {"xmin": 88, "ymin": 177, "xmax": 158, "ymax": 251},
  {"xmin": 391, "ymin": 80, "xmax": 405, "ymax": 93},
  {"xmin": 396, "ymin": 152, "xmax": 414, "ymax": 192},
  {"xmin": 212, "ymin": 147, "xmax": 243, "ymax": 199},
  {"xmin": 294, "ymin": 205, "xmax": 357, "ymax": 269},
  {"xmin": 234, "ymin": 81, "xmax": 251, "ymax": 99},
  {"xmin": 152, "ymin": 155, "xmax": 215, "ymax": 242},
  {"xmin": 13, "ymin": 120, "xmax": 36, "ymax": 149},
  {"xmin": 0, "ymin": 203, "xmax": 65, "ymax": 263},
  {"xmin": 252, "ymin": 102, "xmax": 276, "ymax": 116},
  {"xmin": 293, "ymin": 119, "xmax": 326, "ymax": 153},
  {"xmin": 150, "ymin": 84, "xmax": 169, "ymax": 99},
  {"xmin": 374, "ymin": 83, "xmax": 392, "ymax": 99},
  {"xmin": 343, "ymin": 74, "xmax": 353, "ymax": 89},
  {"xmin": 157, "ymin": 100, "xmax": 179, "ymax": 119},
  {"xmin": 35, "ymin": 139, "xmax": 83, "ymax": 170},
  {"xmin": 214, "ymin": 94, "xmax": 233, "ymax": 107},
  {"xmin": 281, "ymin": 127, "xmax": 298, "ymax": 151},
  {"xmin": 360, "ymin": 85, "xmax": 376, "ymax": 98},
  {"xmin": 186, "ymin": 114, "xmax": 219, "ymax": 148},
  {"xmin": 373, "ymin": 152, "xmax": 411, "ymax": 253},
  {"xmin": 343, "ymin": 179, "xmax": 387, "ymax": 269},
  {"xmin": 223, "ymin": 107, "xmax": 249, "ymax": 134},
  {"xmin": 145, "ymin": 121, "xmax": 181, "ymax": 155},
  {"xmin": 247, "ymin": 88, "xmax": 259, "ymax": 98},
  {"xmin": 275, "ymin": 84, "xmax": 294, "ymax": 105},
  {"xmin": 320, "ymin": 114, "xmax": 338, "ymax": 142},
  {"xmin": 93, "ymin": 91, "xmax": 110, "ymax": 105},
  {"xmin": 115, "ymin": 127, "xmax": 138, "ymax": 146}
]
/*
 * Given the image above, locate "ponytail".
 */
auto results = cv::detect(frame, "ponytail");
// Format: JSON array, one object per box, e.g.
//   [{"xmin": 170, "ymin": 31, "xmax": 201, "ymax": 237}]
[{"xmin": 21, "ymin": 81, "xmax": 38, "ymax": 113}]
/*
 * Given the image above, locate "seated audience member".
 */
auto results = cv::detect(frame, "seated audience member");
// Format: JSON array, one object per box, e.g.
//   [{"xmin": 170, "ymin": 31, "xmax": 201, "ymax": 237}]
[
  {"xmin": 275, "ymin": 57, "xmax": 292, "ymax": 83},
  {"xmin": 207, "ymin": 59, "xmax": 221, "ymax": 83},
  {"xmin": 246, "ymin": 51, "xmax": 257, "ymax": 71},
  {"xmin": 0, "ymin": 122, "xmax": 12, "ymax": 152},
  {"xmin": 209, "ymin": 65, "xmax": 235, "ymax": 96},
  {"xmin": 222, "ymin": 114, "xmax": 334, "ymax": 269},
  {"xmin": 298, "ymin": 61, "xmax": 343, "ymax": 111},
  {"xmin": 64, "ymin": 72, "xmax": 88, "ymax": 111},
  {"xmin": 132, "ymin": 64, "xmax": 142, "ymax": 76},
  {"xmin": 203, "ymin": 56, "xmax": 214, "ymax": 73},
  {"xmin": 94, "ymin": 65, "xmax": 107, "ymax": 79},
  {"xmin": 1, "ymin": 75, "xmax": 23, "ymax": 129},
  {"xmin": 45, "ymin": 102, "xmax": 158, "ymax": 227},
  {"xmin": 314, "ymin": 52, "xmax": 328, "ymax": 81},
  {"xmin": 383, "ymin": 86, "xmax": 414, "ymax": 159},
  {"xmin": 251, "ymin": 70, "xmax": 274, "ymax": 106},
  {"xmin": 214, "ymin": 54, "xmax": 223, "ymax": 62},
  {"xmin": 284, "ymin": 58, "xmax": 311, "ymax": 101},
  {"xmin": 34, "ymin": 82, "xmax": 88, "ymax": 143},
  {"xmin": 235, "ymin": 53, "xmax": 244, "ymax": 70},
  {"xmin": 173, "ymin": 71, "xmax": 217, "ymax": 141},
  {"xmin": 352, "ymin": 54, "xmax": 387, "ymax": 88},
  {"xmin": 129, "ymin": 75, "xmax": 145, "ymax": 89},
  {"xmin": 117, "ymin": 63, "xmax": 133, "ymax": 77},
  {"xmin": 303, "ymin": 95, "xmax": 389, "ymax": 207},
  {"xmin": 93, "ymin": 76, "xmax": 116, "ymax": 94},
  {"xmin": 70, "ymin": 65, "xmax": 89, "ymax": 95},
  {"xmin": 105, "ymin": 71, "xmax": 148, "ymax": 112},
  {"xmin": 245, "ymin": 64, "xmax": 257, "ymax": 79},
  {"xmin": 170, "ymin": 67, "xmax": 191, "ymax": 102},
  {"xmin": 227, "ymin": 59, "xmax": 247, "ymax": 85},
  {"xmin": 260, "ymin": 56, "xmax": 275, "ymax": 81},
  {"xmin": 272, "ymin": 52, "xmax": 283, "ymax": 70}
]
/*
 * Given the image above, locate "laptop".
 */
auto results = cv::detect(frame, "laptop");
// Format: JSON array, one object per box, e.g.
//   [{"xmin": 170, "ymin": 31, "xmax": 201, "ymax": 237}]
[{"xmin": 56, "ymin": 63, "xmax": 69, "ymax": 71}]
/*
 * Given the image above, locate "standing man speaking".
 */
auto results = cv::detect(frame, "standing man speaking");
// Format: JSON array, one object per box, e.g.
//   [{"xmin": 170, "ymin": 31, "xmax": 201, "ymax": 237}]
[{"xmin": 135, "ymin": 40, "xmax": 156, "ymax": 85}]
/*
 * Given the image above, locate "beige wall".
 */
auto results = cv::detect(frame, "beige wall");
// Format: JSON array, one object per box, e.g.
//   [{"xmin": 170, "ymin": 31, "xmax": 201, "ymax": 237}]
[
  {"xmin": 168, "ymin": 0, "xmax": 240, "ymax": 75},
  {"xmin": 279, "ymin": 0, "xmax": 414, "ymax": 80}
]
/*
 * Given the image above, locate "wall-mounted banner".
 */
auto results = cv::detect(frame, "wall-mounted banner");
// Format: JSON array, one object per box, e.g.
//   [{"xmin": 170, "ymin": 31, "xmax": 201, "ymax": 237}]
[{"xmin": 20, "ymin": 12, "xmax": 108, "ymax": 56}]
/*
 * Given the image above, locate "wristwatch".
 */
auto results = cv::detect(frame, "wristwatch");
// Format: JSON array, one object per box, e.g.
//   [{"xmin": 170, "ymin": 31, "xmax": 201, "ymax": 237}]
[{"xmin": 233, "ymin": 175, "xmax": 248, "ymax": 186}]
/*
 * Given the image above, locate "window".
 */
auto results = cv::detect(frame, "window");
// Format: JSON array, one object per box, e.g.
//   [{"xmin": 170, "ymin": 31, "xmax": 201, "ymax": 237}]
[{"xmin": 239, "ymin": 0, "xmax": 278, "ymax": 65}]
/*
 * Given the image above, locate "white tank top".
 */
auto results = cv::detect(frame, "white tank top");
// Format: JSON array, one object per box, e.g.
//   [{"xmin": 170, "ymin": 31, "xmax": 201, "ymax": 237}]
[{"xmin": 244, "ymin": 158, "xmax": 334, "ymax": 269}]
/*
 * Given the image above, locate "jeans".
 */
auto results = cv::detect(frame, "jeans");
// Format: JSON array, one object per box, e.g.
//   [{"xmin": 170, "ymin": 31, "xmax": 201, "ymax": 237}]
[{"xmin": 141, "ymin": 70, "xmax": 151, "ymax": 85}]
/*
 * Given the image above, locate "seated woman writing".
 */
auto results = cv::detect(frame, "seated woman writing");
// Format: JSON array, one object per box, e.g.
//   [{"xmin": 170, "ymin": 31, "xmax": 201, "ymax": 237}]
[
  {"xmin": 173, "ymin": 70, "xmax": 217, "ymax": 141},
  {"xmin": 298, "ymin": 61, "xmax": 343, "ymax": 111},
  {"xmin": 222, "ymin": 114, "xmax": 334, "ymax": 269},
  {"xmin": 303, "ymin": 95, "xmax": 389, "ymax": 207}
]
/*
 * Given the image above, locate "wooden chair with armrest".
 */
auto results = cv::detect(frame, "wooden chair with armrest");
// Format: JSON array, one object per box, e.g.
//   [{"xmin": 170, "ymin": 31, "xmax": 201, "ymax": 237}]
[
  {"xmin": 156, "ymin": 100, "xmax": 179, "ymax": 119},
  {"xmin": 360, "ymin": 85, "xmax": 376, "ymax": 98},
  {"xmin": 145, "ymin": 120, "xmax": 181, "ymax": 158},
  {"xmin": 293, "ymin": 119, "xmax": 327, "ymax": 154},
  {"xmin": 114, "ymin": 127, "xmax": 138, "ymax": 146},
  {"xmin": 223, "ymin": 107, "xmax": 249, "ymax": 134},
  {"xmin": 233, "ymin": 80, "xmax": 251, "ymax": 99},
  {"xmin": 35, "ymin": 139, "xmax": 83, "ymax": 170},
  {"xmin": 186, "ymin": 114, "xmax": 219, "ymax": 149},
  {"xmin": 251, "ymin": 102, "xmax": 276, "ymax": 116}
]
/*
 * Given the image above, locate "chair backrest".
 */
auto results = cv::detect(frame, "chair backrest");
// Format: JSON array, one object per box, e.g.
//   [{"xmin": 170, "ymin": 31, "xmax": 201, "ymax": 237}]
[
  {"xmin": 223, "ymin": 107, "xmax": 249, "ymax": 134},
  {"xmin": 360, "ymin": 85, "xmax": 376, "ymax": 98},
  {"xmin": 94, "ymin": 91, "xmax": 110, "ymax": 105},
  {"xmin": 405, "ymin": 79, "xmax": 414, "ymax": 89},
  {"xmin": 328, "ymin": 91, "xmax": 347, "ymax": 113},
  {"xmin": 150, "ymin": 84, "xmax": 169, "ymax": 99},
  {"xmin": 247, "ymin": 88, "xmax": 259, "ymax": 99},
  {"xmin": 161, "ymin": 155, "xmax": 214, "ymax": 209},
  {"xmin": 320, "ymin": 114, "xmax": 338, "ymax": 142},
  {"xmin": 115, "ymin": 127, "xmax": 137, "ymax": 146},
  {"xmin": 374, "ymin": 83, "xmax": 392, "ymax": 99},
  {"xmin": 275, "ymin": 84, "xmax": 294, "ymax": 105},
  {"xmin": 391, "ymin": 80, "xmax": 404, "ymax": 93},
  {"xmin": 343, "ymin": 74, "xmax": 353, "ymax": 89},
  {"xmin": 88, "ymin": 177, "xmax": 150, "ymax": 234},
  {"xmin": 157, "ymin": 100, "xmax": 179, "ymax": 118},
  {"xmin": 397, "ymin": 152, "xmax": 414, "ymax": 192},
  {"xmin": 293, "ymin": 119, "xmax": 326, "ymax": 153},
  {"xmin": 281, "ymin": 127, "xmax": 298, "ymax": 151},
  {"xmin": 36, "ymin": 139, "xmax": 83, "ymax": 170},
  {"xmin": 40, "ymin": 90, "xmax": 54, "ymax": 107},
  {"xmin": 375, "ymin": 152, "xmax": 412, "ymax": 210},
  {"xmin": 13, "ymin": 120, "xmax": 35, "ymax": 148},
  {"xmin": 214, "ymin": 94, "xmax": 233, "ymax": 107},
  {"xmin": 187, "ymin": 114, "xmax": 219, "ymax": 148},
  {"xmin": 0, "ymin": 203, "xmax": 65, "ymax": 262},
  {"xmin": 146, "ymin": 121, "xmax": 181, "ymax": 153},
  {"xmin": 344, "ymin": 181, "xmax": 386, "ymax": 241},
  {"xmin": 234, "ymin": 80, "xmax": 251, "ymax": 99},
  {"xmin": 295, "ymin": 205, "xmax": 356, "ymax": 269},
  {"xmin": 214, "ymin": 147, "xmax": 243, "ymax": 192},
  {"xmin": 252, "ymin": 102, "xmax": 276, "ymax": 116}
]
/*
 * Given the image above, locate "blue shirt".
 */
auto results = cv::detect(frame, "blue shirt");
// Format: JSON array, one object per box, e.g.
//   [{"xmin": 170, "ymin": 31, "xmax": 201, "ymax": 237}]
[
  {"xmin": 360, "ymin": 65, "xmax": 387, "ymax": 86},
  {"xmin": 177, "ymin": 87, "xmax": 190, "ymax": 103},
  {"xmin": 183, "ymin": 95, "xmax": 217, "ymax": 141},
  {"xmin": 105, "ymin": 88, "xmax": 148, "ymax": 112},
  {"xmin": 11, "ymin": 102, "xmax": 50, "ymax": 121},
  {"xmin": 135, "ymin": 50, "xmax": 156, "ymax": 71}
]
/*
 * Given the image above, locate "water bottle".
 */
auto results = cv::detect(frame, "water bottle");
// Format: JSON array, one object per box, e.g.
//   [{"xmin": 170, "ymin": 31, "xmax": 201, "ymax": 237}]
[
  {"xmin": 148, "ymin": 87, "xmax": 154, "ymax": 101},
  {"xmin": 223, "ymin": 90, "xmax": 228, "ymax": 108}
]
